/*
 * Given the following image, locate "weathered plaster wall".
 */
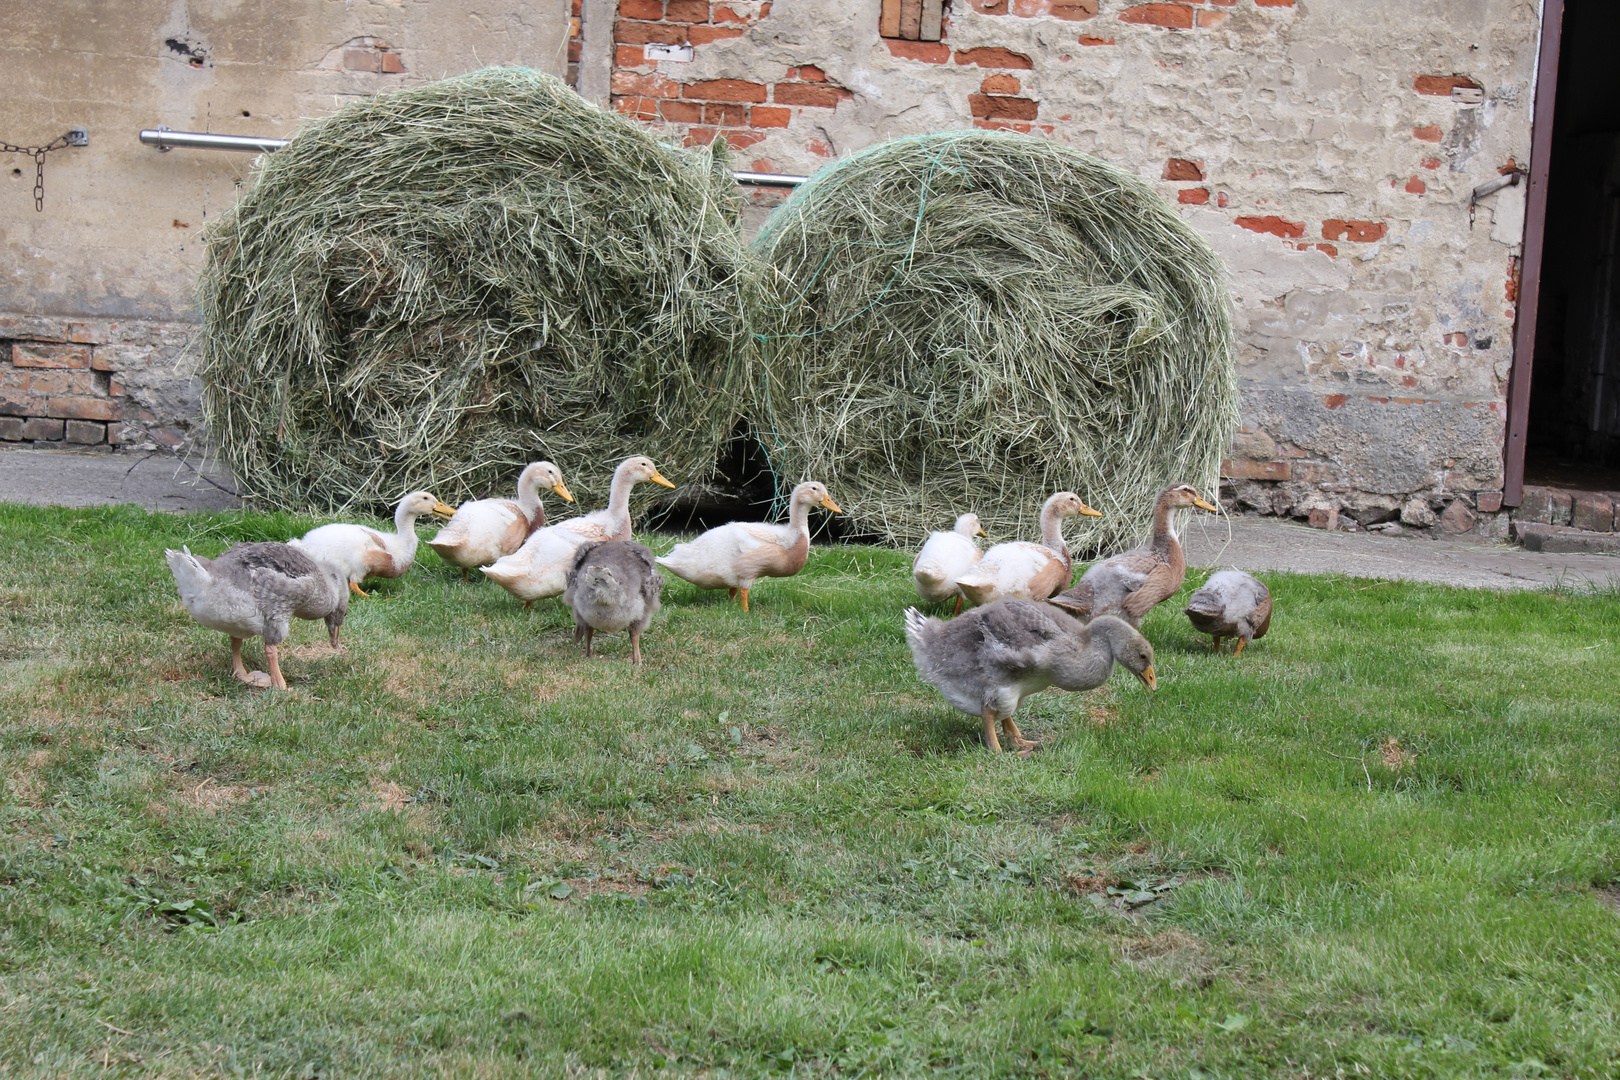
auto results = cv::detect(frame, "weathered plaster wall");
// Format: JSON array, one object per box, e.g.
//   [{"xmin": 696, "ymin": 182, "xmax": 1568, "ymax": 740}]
[
  {"xmin": 592, "ymin": 0, "xmax": 1539, "ymax": 530},
  {"xmin": 1, "ymin": 0, "xmax": 568, "ymax": 450}
]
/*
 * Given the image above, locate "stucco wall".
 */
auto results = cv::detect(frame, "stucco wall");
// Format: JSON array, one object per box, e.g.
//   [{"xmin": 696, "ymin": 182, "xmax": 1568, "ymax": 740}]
[
  {"xmin": 588, "ymin": 0, "xmax": 1540, "ymax": 528},
  {"xmin": 1, "ymin": 0, "xmax": 569, "ymax": 450}
]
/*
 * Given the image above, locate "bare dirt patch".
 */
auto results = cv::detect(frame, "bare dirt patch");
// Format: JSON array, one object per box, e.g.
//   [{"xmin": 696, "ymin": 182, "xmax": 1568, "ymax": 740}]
[
  {"xmin": 1115, "ymin": 928, "xmax": 1220, "ymax": 988},
  {"xmin": 1381, "ymin": 736, "xmax": 1415, "ymax": 770}
]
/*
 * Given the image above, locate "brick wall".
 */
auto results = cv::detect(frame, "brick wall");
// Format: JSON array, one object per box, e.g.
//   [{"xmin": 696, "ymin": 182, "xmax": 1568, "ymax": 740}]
[{"xmin": 0, "ymin": 315, "xmax": 201, "ymax": 451}]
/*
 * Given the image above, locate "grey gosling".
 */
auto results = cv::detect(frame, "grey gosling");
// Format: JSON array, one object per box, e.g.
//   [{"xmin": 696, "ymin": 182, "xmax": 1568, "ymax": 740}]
[
  {"xmin": 1049, "ymin": 483, "xmax": 1217, "ymax": 627},
  {"xmin": 165, "ymin": 541, "xmax": 349, "ymax": 690},
  {"xmin": 563, "ymin": 540, "xmax": 663, "ymax": 665},
  {"xmin": 904, "ymin": 598, "xmax": 1156, "ymax": 753},
  {"xmin": 1183, "ymin": 570, "xmax": 1272, "ymax": 655}
]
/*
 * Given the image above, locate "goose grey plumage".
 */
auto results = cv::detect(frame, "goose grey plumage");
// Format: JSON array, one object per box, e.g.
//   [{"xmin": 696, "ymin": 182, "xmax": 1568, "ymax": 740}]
[
  {"xmin": 1183, "ymin": 570, "xmax": 1271, "ymax": 655},
  {"xmin": 563, "ymin": 540, "xmax": 663, "ymax": 665},
  {"xmin": 904, "ymin": 598, "xmax": 1156, "ymax": 752},
  {"xmin": 165, "ymin": 541, "xmax": 348, "ymax": 690}
]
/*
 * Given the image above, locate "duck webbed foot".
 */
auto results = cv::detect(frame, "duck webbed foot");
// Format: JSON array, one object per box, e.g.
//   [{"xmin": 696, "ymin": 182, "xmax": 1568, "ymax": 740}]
[
  {"xmin": 349, "ymin": 581, "xmax": 370, "ymax": 598},
  {"xmin": 230, "ymin": 637, "xmax": 273, "ymax": 689},
  {"xmin": 264, "ymin": 643, "xmax": 288, "ymax": 690},
  {"xmin": 1001, "ymin": 716, "xmax": 1038, "ymax": 752}
]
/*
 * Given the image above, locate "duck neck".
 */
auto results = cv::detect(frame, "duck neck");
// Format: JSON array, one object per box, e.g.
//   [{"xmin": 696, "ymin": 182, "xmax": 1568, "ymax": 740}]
[
  {"xmin": 604, "ymin": 464, "xmax": 636, "ymax": 536},
  {"xmin": 516, "ymin": 470, "xmax": 542, "ymax": 524},
  {"xmin": 1039, "ymin": 502, "xmax": 1069, "ymax": 560},
  {"xmin": 786, "ymin": 493, "xmax": 812, "ymax": 537},
  {"xmin": 1149, "ymin": 491, "xmax": 1180, "ymax": 558},
  {"xmin": 392, "ymin": 502, "xmax": 423, "ymax": 556},
  {"xmin": 1051, "ymin": 622, "xmax": 1114, "ymax": 691}
]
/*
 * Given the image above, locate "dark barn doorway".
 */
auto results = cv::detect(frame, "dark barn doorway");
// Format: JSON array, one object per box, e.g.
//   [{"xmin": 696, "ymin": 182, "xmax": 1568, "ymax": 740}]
[{"xmin": 1521, "ymin": 0, "xmax": 1620, "ymax": 492}]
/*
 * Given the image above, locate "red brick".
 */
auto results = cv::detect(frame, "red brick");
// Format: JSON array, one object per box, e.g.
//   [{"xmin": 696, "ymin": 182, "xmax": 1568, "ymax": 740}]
[
  {"xmin": 613, "ymin": 96, "xmax": 660, "ymax": 119},
  {"xmin": 344, "ymin": 48, "xmax": 380, "ymax": 72},
  {"xmin": 969, "ymin": 94, "xmax": 1039, "ymax": 120},
  {"xmin": 63, "ymin": 420, "xmax": 106, "ymax": 445},
  {"xmin": 614, "ymin": 70, "xmax": 682, "ymax": 96},
  {"xmin": 791, "ymin": 64, "xmax": 827, "ymax": 81},
  {"xmin": 1178, "ymin": 187, "xmax": 1210, "ymax": 205},
  {"xmin": 616, "ymin": 19, "xmax": 687, "ymax": 44},
  {"xmin": 886, "ymin": 39, "xmax": 950, "ymax": 62},
  {"xmin": 47, "ymin": 396, "xmax": 120, "ymax": 422},
  {"xmin": 568, "ymin": 40, "xmax": 583, "ymax": 61},
  {"xmin": 659, "ymin": 99, "xmax": 704, "ymax": 123},
  {"xmin": 378, "ymin": 50, "xmax": 406, "ymax": 74},
  {"xmin": 22, "ymin": 417, "xmax": 62, "ymax": 440},
  {"xmin": 0, "ymin": 389, "xmax": 40, "ymax": 416},
  {"xmin": 616, "ymin": 44, "xmax": 647, "ymax": 67},
  {"xmin": 620, "ymin": 0, "xmax": 664, "ymax": 17},
  {"xmin": 751, "ymin": 105, "xmax": 791, "ymax": 127},
  {"xmin": 805, "ymin": 136, "xmax": 835, "ymax": 158},
  {"xmin": 1221, "ymin": 459, "xmax": 1290, "ymax": 481},
  {"xmin": 772, "ymin": 83, "xmax": 851, "ymax": 107},
  {"xmin": 703, "ymin": 102, "xmax": 750, "ymax": 125},
  {"xmin": 1475, "ymin": 491, "xmax": 1504, "ymax": 513},
  {"xmin": 1571, "ymin": 493, "xmax": 1615, "ymax": 532},
  {"xmin": 723, "ymin": 129, "xmax": 766, "ymax": 149},
  {"xmin": 954, "ymin": 46, "xmax": 1035, "ymax": 69},
  {"xmin": 1162, "ymin": 157, "xmax": 1205, "ymax": 181},
  {"xmin": 1421, "ymin": 157, "xmax": 1441, "ymax": 169},
  {"xmin": 684, "ymin": 78, "xmax": 768, "ymax": 102},
  {"xmin": 1118, "ymin": 4, "xmax": 1194, "ymax": 29},
  {"xmin": 689, "ymin": 24, "xmax": 745, "ymax": 42},
  {"xmin": 25, "ymin": 369, "xmax": 99, "ymax": 395},
  {"xmin": 1235, "ymin": 215, "xmax": 1305, "ymax": 239},
  {"xmin": 1322, "ymin": 219, "xmax": 1387, "ymax": 242},
  {"xmin": 712, "ymin": 3, "xmax": 752, "ymax": 22},
  {"xmin": 1078, "ymin": 34, "xmax": 1114, "ymax": 45},
  {"xmin": 13, "ymin": 343, "xmax": 91, "ymax": 368},
  {"xmin": 0, "ymin": 417, "xmax": 23, "ymax": 440},
  {"xmin": 981, "ymin": 73, "xmax": 1022, "ymax": 95},
  {"xmin": 663, "ymin": 0, "xmax": 710, "ymax": 21},
  {"xmin": 1405, "ymin": 176, "xmax": 1426, "ymax": 195},
  {"xmin": 1314, "ymin": 242, "xmax": 1337, "ymax": 257},
  {"xmin": 1050, "ymin": 0, "xmax": 1098, "ymax": 19},
  {"xmin": 1196, "ymin": 10, "xmax": 1227, "ymax": 27},
  {"xmin": 1412, "ymin": 124, "xmax": 1443, "ymax": 142},
  {"xmin": 1322, "ymin": 394, "xmax": 1348, "ymax": 410},
  {"xmin": 1414, "ymin": 74, "xmax": 1480, "ymax": 96},
  {"xmin": 685, "ymin": 126, "xmax": 718, "ymax": 146}
]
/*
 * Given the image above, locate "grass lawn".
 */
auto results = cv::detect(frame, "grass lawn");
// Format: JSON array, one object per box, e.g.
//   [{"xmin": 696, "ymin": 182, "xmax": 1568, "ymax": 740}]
[{"xmin": 1, "ymin": 502, "xmax": 1618, "ymax": 1079}]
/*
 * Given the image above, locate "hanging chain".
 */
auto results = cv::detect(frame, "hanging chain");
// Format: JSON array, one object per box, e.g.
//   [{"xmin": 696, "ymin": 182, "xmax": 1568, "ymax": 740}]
[{"xmin": 2, "ymin": 130, "xmax": 87, "ymax": 212}]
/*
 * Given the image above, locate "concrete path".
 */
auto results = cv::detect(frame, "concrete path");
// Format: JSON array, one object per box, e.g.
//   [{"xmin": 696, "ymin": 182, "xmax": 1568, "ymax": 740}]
[
  {"xmin": 0, "ymin": 446, "xmax": 241, "ymax": 513},
  {"xmin": 1181, "ymin": 514, "xmax": 1620, "ymax": 591},
  {"xmin": 1, "ymin": 446, "xmax": 1616, "ymax": 588}
]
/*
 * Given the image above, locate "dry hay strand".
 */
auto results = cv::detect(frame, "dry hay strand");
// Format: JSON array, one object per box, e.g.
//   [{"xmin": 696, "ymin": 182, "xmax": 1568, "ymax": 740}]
[
  {"xmin": 198, "ymin": 67, "xmax": 753, "ymax": 515},
  {"xmin": 750, "ymin": 131, "xmax": 1237, "ymax": 550}
]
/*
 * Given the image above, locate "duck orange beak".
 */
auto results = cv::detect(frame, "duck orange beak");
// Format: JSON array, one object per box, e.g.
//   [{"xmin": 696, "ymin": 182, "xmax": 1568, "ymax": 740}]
[
  {"xmin": 1138, "ymin": 665, "xmax": 1157, "ymax": 692},
  {"xmin": 976, "ymin": 526, "xmax": 988, "ymax": 537},
  {"xmin": 1193, "ymin": 496, "xmax": 1218, "ymax": 513},
  {"xmin": 819, "ymin": 496, "xmax": 842, "ymax": 513},
  {"xmin": 552, "ymin": 481, "xmax": 575, "ymax": 503},
  {"xmin": 649, "ymin": 471, "xmax": 677, "ymax": 490},
  {"xmin": 431, "ymin": 501, "xmax": 457, "ymax": 520},
  {"xmin": 1078, "ymin": 502, "xmax": 1104, "ymax": 518}
]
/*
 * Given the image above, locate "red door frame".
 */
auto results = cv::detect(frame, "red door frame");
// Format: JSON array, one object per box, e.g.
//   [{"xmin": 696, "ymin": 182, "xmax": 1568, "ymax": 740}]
[{"xmin": 1503, "ymin": 0, "xmax": 1566, "ymax": 506}]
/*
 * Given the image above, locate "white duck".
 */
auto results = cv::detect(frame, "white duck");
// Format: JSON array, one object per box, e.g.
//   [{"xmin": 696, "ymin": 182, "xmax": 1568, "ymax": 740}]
[
  {"xmin": 165, "ymin": 541, "xmax": 348, "ymax": 690},
  {"xmin": 291, "ymin": 490, "xmax": 455, "ymax": 598},
  {"xmin": 912, "ymin": 512, "xmax": 986, "ymax": 615},
  {"xmin": 426, "ymin": 461, "xmax": 573, "ymax": 580},
  {"xmin": 953, "ymin": 492, "xmax": 1101, "ymax": 608},
  {"xmin": 656, "ymin": 481, "xmax": 841, "ymax": 612},
  {"xmin": 482, "ymin": 455, "xmax": 675, "ymax": 605}
]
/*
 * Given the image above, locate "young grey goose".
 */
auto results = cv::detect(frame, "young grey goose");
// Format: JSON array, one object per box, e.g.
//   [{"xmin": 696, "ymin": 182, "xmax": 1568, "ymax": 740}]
[
  {"xmin": 904, "ymin": 598, "xmax": 1156, "ymax": 753},
  {"xmin": 1049, "ymin": 484, "xmax": 1217, "ymax": 627},
  {"xmin": 1183, "ymin": 570, "xmax": 1272, "ymax": 655},
  {"xmin": 563, "ymin": 540, "xmax": 663, "ymax": 665},
  {"xmin": 165, "ymin": 541, "xmax": 348, "ymax": 690}
]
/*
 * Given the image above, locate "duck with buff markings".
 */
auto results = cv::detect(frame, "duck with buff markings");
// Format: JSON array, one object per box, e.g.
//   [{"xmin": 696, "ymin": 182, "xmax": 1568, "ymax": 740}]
[
  {"xmin": 563, "ymin": 540, "xmax": 663, "ymax": 665},
  {"xmin": 656, "ymin": 481, "xmax": 840, "ymax": 612},
  {"xmin": 291, "ymin": 490, "xmax": 455, "ymax": 598},
  {"xmin": 1050, "ymin": 483, "xmax": 1218, "ymax": 627},
  {"xmin": 165, "ymin": 542, "xmax": 348, "ymax": 690},
  {"xmin": 1183, "ymin": 569, "xmax": 1272, "ymax": 655},
  {"xmin": 953, "ymin": 492, "xmax": 1102, "ymax": 608},
  {"xmin": 427, "ymin": 461, "xmax": 573, "ymax": 580},
  {"xmin": 913, "ymin": 512, "xmax": 987, "ymax": 615},
  {"xmin": 905, "ymin": 599, "xmax": 1156, "ymax": 753},
  {"xmin": 483, "ymin": 456, "xmax": 675, "ymax": 606}
]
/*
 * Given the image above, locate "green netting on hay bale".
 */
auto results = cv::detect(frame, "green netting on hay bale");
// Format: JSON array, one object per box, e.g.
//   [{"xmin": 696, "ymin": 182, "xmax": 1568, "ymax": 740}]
[
  {"xmin": 750, "ymin": 131, "xmax": 1237, "ymax": 552},
  {"xmin": 198, "ymin": 67, "xmax": 752, "ymax": 514}
]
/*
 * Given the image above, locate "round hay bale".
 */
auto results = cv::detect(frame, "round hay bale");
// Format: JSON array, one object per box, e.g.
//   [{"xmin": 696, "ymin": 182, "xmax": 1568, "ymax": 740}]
[
  {"xmin": 750, "ymin": 131, "xmax": 1237, "ymax": 552},
  {"xmin": 198, "ymin": 68, "xmax": 752, "ymax": 514}
]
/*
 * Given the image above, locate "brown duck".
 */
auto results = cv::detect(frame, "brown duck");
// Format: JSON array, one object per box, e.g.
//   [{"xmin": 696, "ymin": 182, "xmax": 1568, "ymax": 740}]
[{"xmin": 1048, "ymin": 484, "xmax": 1217, "ymax": 627}]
